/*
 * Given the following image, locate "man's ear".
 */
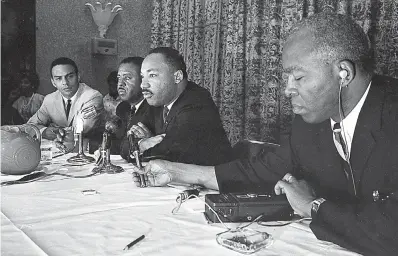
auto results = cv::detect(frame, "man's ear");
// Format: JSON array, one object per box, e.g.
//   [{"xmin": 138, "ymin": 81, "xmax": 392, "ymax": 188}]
[
  {"xmin": 336, "ymin": 60, "xmax": 355, "ymax": 87},
  {"xmin": 77, "ymin": 73, "xmax": 81, "ymax": 83},
  {"xmin": 174, "ymin": 70, "xmax": 183, "ymax": 84},
  {"xmin": 51, "ymin": 78, "xmax": 57, "ymax": 88}
]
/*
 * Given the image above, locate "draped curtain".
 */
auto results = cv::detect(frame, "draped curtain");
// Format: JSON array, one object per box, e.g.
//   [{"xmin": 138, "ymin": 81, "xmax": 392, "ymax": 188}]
[{"xmin": 151, "ymin": 0, "xmax": 398, "ymax": 145}]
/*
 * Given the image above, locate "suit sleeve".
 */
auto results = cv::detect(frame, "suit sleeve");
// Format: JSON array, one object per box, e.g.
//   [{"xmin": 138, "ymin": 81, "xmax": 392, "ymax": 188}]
[
  {"xmin": 215, "ymin": 135, "xmax": 298, "ymax": 193},
  {"xmin": 27, "ymin": 97, "xmax": 52, "ymax": 131},
  {"xmin": 310, "ymin": 194, "xmax": 398, "ymax": 256},
  {"xmin": 78, "ymin": 92, "xmax": 104, "ymax": 133},
  {"xmin": 148, "ymin": 103, "xmax": 232, "ymax": 165}
]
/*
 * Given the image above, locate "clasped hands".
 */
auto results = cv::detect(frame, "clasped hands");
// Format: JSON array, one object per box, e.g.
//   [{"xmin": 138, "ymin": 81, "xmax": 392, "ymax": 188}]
[{"xmin": 127, "ymin": 122, "xmax": 165, "ymax": 152}]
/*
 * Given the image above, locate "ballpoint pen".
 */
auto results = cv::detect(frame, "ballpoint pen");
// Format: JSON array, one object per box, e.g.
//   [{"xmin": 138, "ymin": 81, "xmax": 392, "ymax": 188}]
[{"xmin": 123, "ymin": 234, "xmax": 145, "ymax": 250}]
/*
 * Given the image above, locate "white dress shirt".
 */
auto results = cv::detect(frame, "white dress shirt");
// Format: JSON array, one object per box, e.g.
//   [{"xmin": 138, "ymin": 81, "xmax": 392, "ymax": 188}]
[{"xmin": 330, "ymin": 81, "xmax": 371, "ymax": 160}]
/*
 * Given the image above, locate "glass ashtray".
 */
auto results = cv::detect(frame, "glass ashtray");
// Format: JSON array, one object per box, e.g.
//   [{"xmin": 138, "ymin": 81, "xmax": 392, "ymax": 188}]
[{"xmin": 216, "ymin": 228, "xmax": 273, "ymax": 254}]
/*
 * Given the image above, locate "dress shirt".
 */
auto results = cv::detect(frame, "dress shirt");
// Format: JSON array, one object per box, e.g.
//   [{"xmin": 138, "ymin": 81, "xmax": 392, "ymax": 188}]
[
  {"xmin": 163, "ymin": 95, "xmax": 179, "ymax": 119},
  {"xmin": 62, "ymin": 93, "xmax": 78, "ymax": 113},
  {"xmin": 133, "ymin": 99, "xmax": 145, "ymax": 114},
  {"xmin": 330, "ymin": 81, "xmax": 371, "ymax": 160}
]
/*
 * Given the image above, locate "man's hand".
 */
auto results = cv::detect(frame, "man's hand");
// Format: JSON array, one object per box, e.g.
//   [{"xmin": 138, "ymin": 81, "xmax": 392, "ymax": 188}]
[
  {"xmin": 43, "ymin": 127, "xmax": 74, "ymax": 153},
  {"xmin": 42, "ymin": 127, "xmax": 62, "ymax": 140},
  {"xmin": 131, "ymin": 160, "xmax": 173, "ymax": 187},
  {"xmin": 128, "ymin": 122, "xmax": 153, "ymax": 139},
  {"xmin": 138, "ymin": 134, "xmax": 165, "ymax": 152},
  {"xmin": 274, "ymin": 173, "xmax": 316, "ymax": 217}
]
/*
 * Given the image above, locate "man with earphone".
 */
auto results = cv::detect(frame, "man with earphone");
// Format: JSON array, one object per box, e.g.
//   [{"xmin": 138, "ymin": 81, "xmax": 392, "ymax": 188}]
[{"xmin": 131, "ymin": 13, "xmax": 398, "ymax": 255}]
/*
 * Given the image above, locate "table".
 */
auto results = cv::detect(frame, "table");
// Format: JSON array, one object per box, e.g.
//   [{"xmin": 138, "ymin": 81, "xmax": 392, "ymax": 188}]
[{"xmin": 1, "ymin": 153, "xmax": 362, "ymax": 256}]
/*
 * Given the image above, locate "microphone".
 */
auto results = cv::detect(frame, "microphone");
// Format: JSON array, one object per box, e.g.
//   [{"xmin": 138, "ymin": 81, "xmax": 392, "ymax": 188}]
[
  {"xmin": 102, "ymin": 116, "xmax": 122, "ymax": 150},
  {"xmin": 67, "ymin": 115, "xmax": 95, "ymax": 164},
  {"xmin": 92, "ymin": 116, "xmax": 124, "ymax": 174},
  {"xmin": 128, "ymin": 132, "xmax": 146, "ymax": 187},
  {"xmin": 105, "ymin": 116, "xmax": 122, "ymax": 135}
]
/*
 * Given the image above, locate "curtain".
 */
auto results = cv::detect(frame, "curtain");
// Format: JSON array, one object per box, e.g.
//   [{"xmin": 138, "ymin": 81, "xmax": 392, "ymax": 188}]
[{"xmin": 151, "ymin": 0, "xmax": 398, "ymax": 145}]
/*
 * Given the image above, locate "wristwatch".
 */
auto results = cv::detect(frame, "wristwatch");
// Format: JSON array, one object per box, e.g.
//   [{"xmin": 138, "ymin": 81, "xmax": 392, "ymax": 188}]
[{"xmin": 311, "ymin": 198, "xmax": 326, "ymax": 215}]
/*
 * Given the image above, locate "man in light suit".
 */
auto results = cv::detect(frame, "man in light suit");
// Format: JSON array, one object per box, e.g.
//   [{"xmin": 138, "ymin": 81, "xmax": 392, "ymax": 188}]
[
  {"xmin": 131, "ymin": 13, "xmax": 398, "ymax": 255},
  {"xmin": 28, "ymin": 57, "xmax": 103, "ymax": 144}
]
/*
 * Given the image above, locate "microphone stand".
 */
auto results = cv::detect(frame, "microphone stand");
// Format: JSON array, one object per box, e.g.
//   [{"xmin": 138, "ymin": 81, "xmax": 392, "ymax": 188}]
[
  {"xmin": 128, "ymin": 133, "xmax": 146, "ymax": 187},
  {"xmin": 92, "ymin": 131, "xmax": 124, "ymax": 174},
  {"xmin": 67, "ymin": 131, "xmax": 95, "ymax": 164}
]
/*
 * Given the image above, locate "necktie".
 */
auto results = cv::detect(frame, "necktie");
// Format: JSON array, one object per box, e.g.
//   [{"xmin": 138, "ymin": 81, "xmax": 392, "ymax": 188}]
[
  {"xmin": 333, "ymin": 123, "xmax": 348, "ymax": 161},
  {"xmin": 163, "ymin": 106, "xmax": 169, "ymax": 124},
  {"xmin": 65, "ymin": 99, "xmax": 72, "ymax": 118},
  {"xmin": 127, "ymin": 106, "xmax": 136, "ymax": 129}
]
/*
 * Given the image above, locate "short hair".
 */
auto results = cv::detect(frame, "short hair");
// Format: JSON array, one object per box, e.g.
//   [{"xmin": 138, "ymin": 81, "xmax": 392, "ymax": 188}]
[
  {"xmin": 288, "ymin": 13, "xmax": 373, "ymax": 73},
  {"xmin": 107, "ymin": 71, "xmax": 118, "ymax": 84},
  {"xmin": 148, "ymin": 47, "xmax": 188, "ymax": 79},
  {"xmin": 50, "ymin": 57, "xmax": 79, "ymax": 77},
  {"xmin": 18, "ymin": 71, "xmax": 40, "ymax": 91},
  {"xmin": 120, "ymin": 57, "xmax": 144, "ymax": 69},
  {"xmin": 119, "ymin": 57, "xmax": 144, "ymax": 82}
]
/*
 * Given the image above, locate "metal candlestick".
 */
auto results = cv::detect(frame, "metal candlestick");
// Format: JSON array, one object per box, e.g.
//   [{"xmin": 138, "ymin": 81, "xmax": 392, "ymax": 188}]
[{"xmin": 67, "ymin": 132, "xmax": 95, "ymax": 164}]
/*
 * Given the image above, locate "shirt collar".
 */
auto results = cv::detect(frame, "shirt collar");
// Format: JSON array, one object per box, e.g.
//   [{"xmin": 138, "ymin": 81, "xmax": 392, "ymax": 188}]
[
  {"xmin": 165, "ymin": 95, "xmax": 179, "ymax": 111},
  {"xmin": 330, "ymin": 80, "xmax": 372, "ymax": 153},
  {"xmin": 132, "ymin": 99, "xmax": 145, "ymax": 113},
  {"xmin": 330, "ymin": 81, "xmax": 372, "ymax": 129}
]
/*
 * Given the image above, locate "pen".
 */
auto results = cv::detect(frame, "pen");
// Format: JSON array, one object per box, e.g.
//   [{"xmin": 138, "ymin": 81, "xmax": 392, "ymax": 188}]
[{"xmin": 123, "ymin": 234, "xmax": 145, "ymax": 251}]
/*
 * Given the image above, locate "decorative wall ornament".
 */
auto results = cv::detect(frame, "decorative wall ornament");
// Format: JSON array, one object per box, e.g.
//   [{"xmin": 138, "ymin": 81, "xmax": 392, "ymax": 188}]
[{"xmin": 85, "ymin": 2, "xmax": 123, "ymax": 38}]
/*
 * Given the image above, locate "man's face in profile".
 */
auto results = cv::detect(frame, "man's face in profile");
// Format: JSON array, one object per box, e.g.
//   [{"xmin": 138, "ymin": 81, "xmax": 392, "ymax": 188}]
[
  {"xmin": 140, "ymin": 53, "xmax": 179, "ymax": 107},
  {"xmin": 51, "ymin": 64, "xmax": 80, "ymax": 99},
  {"xmin": 117, "ymin": 63, "xmax": 142, "ymax": 104},
  {"xmin": 281, "ymin": 29, "xmax": 340, "ymax": 124}
]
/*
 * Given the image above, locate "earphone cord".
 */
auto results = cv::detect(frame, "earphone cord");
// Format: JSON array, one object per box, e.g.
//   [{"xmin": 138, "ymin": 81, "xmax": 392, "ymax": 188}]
[{"xmin": 338, "ymin": 83, "xmax": 357, "ymax": 196}]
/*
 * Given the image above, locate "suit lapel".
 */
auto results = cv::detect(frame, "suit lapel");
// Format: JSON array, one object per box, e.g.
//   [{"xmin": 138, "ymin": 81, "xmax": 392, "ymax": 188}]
[
  {"xmin": 350, "ymin": 81, "xmax": 383, "ymax": 190},
  {"xmin": 317, "ymin": 121, "xmax": 349, "ymax": 181},
  {"xmin": 162, "ymin": 84, "xmax": 191, "ymax": 132},
  {"xmin": 55, "ymin": 91, "xmax": 68, "ymax": 125}
]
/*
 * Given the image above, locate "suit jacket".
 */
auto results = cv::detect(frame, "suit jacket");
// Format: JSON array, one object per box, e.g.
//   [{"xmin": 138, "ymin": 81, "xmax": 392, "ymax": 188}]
[
  {"xmin": 143, "ymin": 81, "xmax": 233, "ymax": 165},
  {"xmin": 215, "ymin": 75, "xmax": 398, "ymax": 255},
  {"xmin": 116, "ymin": 100, "xmax": 155, "ymax": 158},
  {"xmin": 28, "ymin": 83, "xmax": 103, "ymax": 134}
]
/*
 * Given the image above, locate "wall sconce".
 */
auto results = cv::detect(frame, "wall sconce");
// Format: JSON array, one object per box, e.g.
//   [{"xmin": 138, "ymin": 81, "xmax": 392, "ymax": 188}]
[{"xmin": 85, "ymin": 2, "xmax": 123, "ymax": 38}]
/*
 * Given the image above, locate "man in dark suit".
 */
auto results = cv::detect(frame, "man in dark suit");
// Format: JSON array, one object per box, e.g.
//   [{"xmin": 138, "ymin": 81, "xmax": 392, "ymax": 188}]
[
  {"xmin": 108, "ymin": 57, "xmax": 154, "ymax": 157},
  {"xmin": 129, "ymin": 47, "xmax": 233, "ymax": 165},
  {"xmin": 131, "ymin": 13, "xmax": 398, "ymax": 255}
]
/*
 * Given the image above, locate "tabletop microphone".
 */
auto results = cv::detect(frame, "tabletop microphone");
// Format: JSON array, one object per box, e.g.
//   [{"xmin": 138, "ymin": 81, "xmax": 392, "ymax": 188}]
[
  {"xmin": 105, "ymin": 116, "xmax": 123, "ymax": 135},
  {"xmin": 92, "ymin": 116, "xmax": 124, "ymax": 174}
]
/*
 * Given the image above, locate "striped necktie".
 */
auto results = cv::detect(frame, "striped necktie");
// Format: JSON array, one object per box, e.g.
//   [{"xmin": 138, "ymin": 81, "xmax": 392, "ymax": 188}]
[
  {"xmin": 163, "ymin": 106, "xmax": 169, "ymax": 124},
  {"xmin": 332, "ymin": 123, "xmax": 349, "ymax": 161}
]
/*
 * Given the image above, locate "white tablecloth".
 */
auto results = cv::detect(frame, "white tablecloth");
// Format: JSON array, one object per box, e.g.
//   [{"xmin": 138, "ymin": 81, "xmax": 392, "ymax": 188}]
[{"xmin": 1, "ymin": 154, "xmax": 362, "ymax": 256}]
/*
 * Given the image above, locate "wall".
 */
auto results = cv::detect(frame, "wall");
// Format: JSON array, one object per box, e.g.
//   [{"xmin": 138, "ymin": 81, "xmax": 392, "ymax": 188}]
[{"xmin": 36, "ymin": 0, "xmax": 152, "ymax": 96}]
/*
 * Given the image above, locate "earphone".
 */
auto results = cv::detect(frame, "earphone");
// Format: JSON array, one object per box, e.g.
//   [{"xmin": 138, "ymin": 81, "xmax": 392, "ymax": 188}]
[
  {"xmin": 337, "ymin": 68, "xmax": 357, "ymax": 196},
  {"xmin": 339, "ymin": 70, "xmax": 348, "ymax": 80}
]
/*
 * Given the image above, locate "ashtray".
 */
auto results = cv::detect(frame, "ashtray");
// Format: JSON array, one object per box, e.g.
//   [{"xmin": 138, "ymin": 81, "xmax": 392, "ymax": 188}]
[{"xmin": 216, "ymin": 228, "xmax": 273, "ymax": 254}]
